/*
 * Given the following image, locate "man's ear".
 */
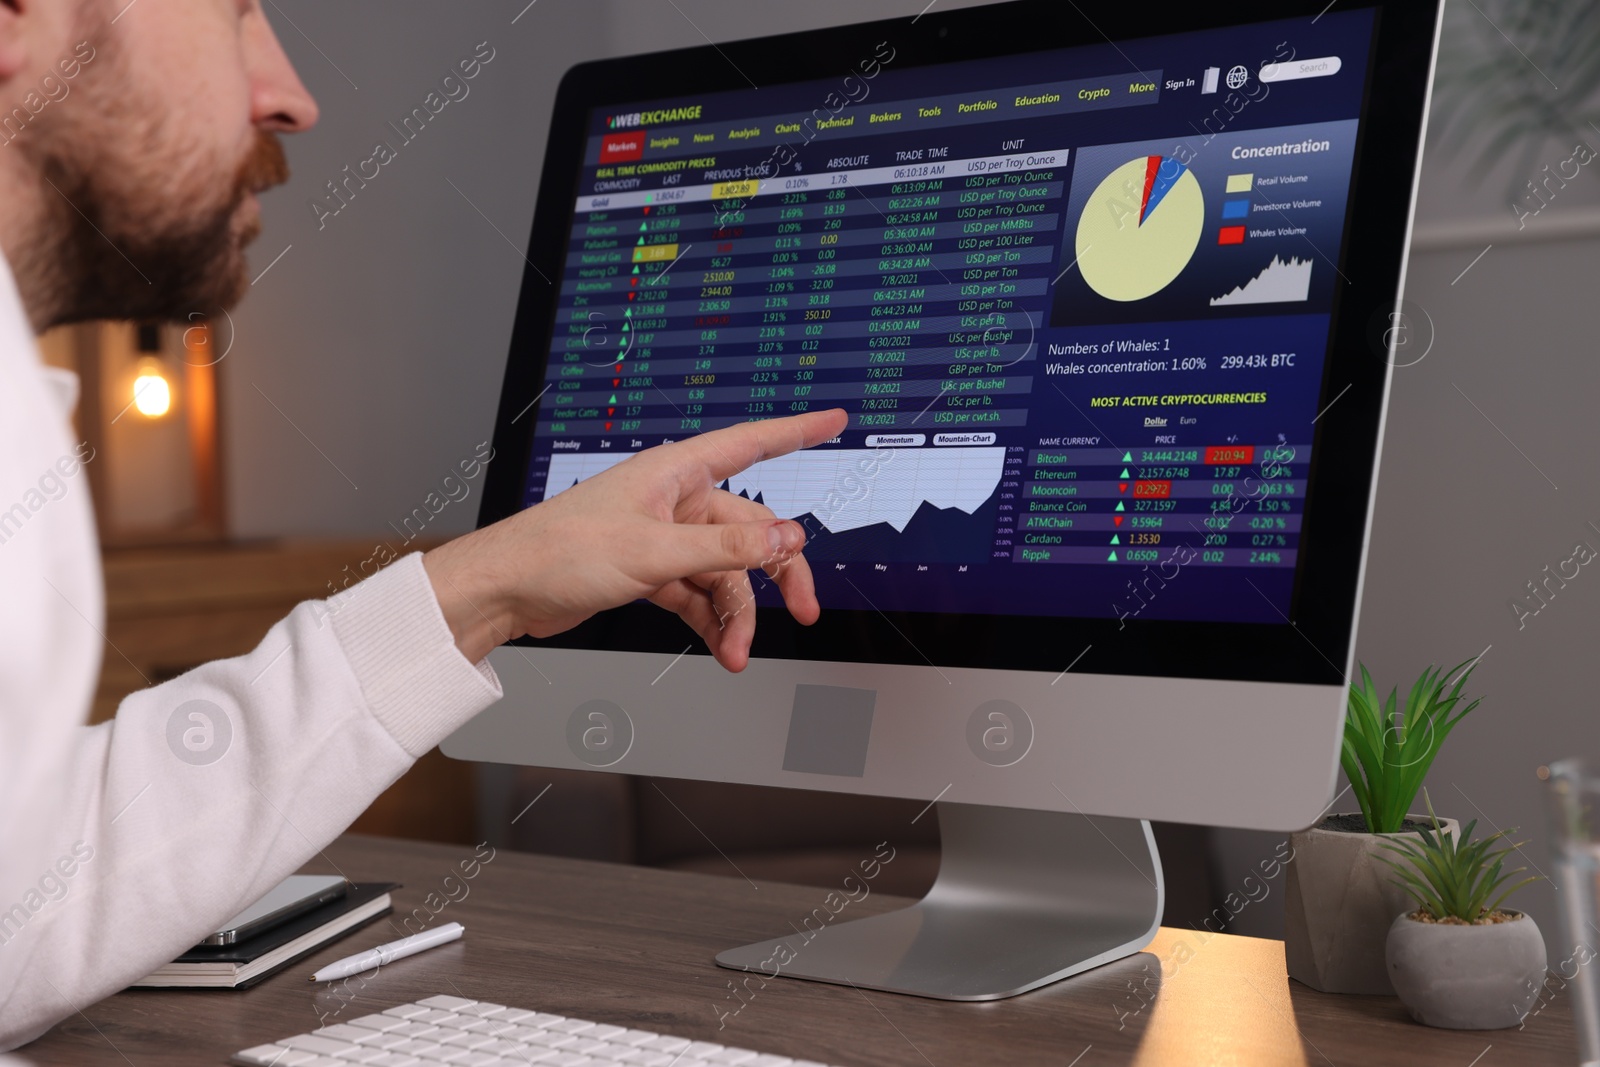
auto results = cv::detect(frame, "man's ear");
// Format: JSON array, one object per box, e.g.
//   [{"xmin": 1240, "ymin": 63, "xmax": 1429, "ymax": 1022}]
[{"xmin": 0, "ymin": 0, "xmax": 28, "ymax": 82}]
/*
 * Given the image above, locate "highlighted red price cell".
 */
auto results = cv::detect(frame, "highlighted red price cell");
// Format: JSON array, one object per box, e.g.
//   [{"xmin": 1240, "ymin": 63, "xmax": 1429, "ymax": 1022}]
[{"xmin": 1206, "ymin": 445, "xmax": 1255, "ymax": 464}]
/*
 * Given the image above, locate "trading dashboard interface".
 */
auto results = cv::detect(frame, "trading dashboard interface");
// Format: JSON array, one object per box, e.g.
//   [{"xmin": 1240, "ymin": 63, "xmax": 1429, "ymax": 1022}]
[{"xmin": 521, "ymin": 10, "xmax": 1378, "ymax": 625}]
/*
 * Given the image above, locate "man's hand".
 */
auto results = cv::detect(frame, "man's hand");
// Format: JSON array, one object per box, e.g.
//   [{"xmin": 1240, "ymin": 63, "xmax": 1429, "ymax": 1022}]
[{"xmin": 423, "ymin": 409, "xmax": 850, "ymax": 671}]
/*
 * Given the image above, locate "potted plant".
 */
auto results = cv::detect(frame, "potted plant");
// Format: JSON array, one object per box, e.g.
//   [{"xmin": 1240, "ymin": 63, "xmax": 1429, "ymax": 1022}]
[
  {"xmin": 1284, "ymin": 659, "xmax": 1480, "ymax": 994},
  {"xmin": 1380, "ymin": 796, "xmax": 1546, "ymax": 1029}
]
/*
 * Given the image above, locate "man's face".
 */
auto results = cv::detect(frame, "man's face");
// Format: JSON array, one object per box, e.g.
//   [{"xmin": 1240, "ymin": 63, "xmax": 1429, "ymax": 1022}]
[{"xmin": 17, "ymin": 0, "xmax": 317, "ymax": 329}]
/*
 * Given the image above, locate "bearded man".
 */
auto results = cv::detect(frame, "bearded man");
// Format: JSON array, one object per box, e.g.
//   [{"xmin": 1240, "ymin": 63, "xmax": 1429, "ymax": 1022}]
[{"xmin": 0, "ymin": 0, "xmax": 842, "ymax": 1050}]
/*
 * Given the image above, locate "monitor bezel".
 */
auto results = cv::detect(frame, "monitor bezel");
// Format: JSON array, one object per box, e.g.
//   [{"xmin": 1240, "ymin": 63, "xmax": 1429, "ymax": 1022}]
[{"xmin": 476, "ymin": 0, "xmax": 1441, "ymax": 686}]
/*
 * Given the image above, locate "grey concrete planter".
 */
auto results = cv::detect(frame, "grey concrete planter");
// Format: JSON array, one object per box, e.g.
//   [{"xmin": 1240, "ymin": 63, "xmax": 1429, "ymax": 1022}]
[
  {"xmin": 1284, "ymin": 813, "xmax": 1460, "ymax": 994},
  {"xmin": 1386, "ymin": 910, "xmax": 1547, "ymax": 1029}
]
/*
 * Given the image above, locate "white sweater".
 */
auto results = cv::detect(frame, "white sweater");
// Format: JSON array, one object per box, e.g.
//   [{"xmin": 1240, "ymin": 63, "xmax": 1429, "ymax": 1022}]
[{"xmin": 0, "ymin": 252, "xmax": 504, "ymax": 1052}]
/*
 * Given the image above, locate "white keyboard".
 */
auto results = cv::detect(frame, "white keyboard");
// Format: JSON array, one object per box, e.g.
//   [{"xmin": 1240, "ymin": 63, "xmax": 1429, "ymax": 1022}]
[{"xmin": 231, "ymin": 994, "xmax": 848, "ymax": 1067}]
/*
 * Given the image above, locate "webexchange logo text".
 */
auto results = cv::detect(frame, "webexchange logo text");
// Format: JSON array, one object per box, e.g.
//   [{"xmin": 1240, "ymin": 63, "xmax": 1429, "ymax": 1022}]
[{"xmin": 607, "ymin": 104, "xmax": 704, "ymax": 129}]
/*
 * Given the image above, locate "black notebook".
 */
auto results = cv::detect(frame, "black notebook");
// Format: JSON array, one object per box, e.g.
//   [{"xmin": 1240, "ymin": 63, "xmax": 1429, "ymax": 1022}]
[{"xmin": 130, "ymin": 882, "xmax": 398, "ymax": 989}]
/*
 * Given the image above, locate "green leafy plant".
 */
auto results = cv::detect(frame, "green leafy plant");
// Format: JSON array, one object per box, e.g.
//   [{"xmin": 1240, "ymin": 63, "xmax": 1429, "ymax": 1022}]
[
  {"xmin": 1341, "ymin": 659, "xmax": 1481, "ymax": 834},
  {"xmin": 1378, "ymin": 793, "xmax": 1540, "ymax": 923}
]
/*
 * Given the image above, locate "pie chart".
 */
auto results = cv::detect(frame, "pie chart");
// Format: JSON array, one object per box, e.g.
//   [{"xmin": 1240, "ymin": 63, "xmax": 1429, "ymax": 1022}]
[{"xmin": 1075, "ymin": 155, "xmax": 1205, "ymax": 302}]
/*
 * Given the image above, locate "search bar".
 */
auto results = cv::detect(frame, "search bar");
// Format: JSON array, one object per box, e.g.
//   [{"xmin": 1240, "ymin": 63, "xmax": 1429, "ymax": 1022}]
[{"xmin": 1259, "ymin": 56, "xmax": 1342, "ymax": 83}]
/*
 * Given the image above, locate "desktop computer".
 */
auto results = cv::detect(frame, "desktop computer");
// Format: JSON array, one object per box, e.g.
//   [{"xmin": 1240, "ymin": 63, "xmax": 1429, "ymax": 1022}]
[{"xmin": 442, "ymin": 0, "xmax": 1446, "ymax": 1002}]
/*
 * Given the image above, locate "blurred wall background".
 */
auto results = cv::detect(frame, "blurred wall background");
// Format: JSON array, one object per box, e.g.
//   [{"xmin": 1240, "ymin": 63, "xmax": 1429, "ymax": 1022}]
[{"xmin": 232, "ymin": 0, "xmax": 1600, "ymax": 953}]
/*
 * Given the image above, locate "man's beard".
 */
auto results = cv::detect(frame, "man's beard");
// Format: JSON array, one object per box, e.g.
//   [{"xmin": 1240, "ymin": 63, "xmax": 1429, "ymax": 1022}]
[{"xmin": 36, "ymin": 130, "xmax": 289, "ymax": 329}]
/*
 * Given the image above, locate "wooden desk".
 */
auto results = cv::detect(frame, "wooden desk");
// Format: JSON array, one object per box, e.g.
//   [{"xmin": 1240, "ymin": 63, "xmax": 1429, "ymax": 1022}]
[{"xmin": 27, "ymin": 835, "xmax": 1579, "ymax": 1067}]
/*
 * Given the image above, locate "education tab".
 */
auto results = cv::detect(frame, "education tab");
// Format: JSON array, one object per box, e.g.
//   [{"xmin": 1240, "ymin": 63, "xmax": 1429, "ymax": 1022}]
[{"xmin": 1014, "ymin": 91, "xmax": 1063, "ymax": 109}]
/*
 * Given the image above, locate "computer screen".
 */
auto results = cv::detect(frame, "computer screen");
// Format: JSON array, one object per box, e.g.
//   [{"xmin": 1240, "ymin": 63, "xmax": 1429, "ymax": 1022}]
[
  {"xmin": 526, "ymin": 11, "xmax": 1372, "ymax": 634},
  {"xmin": 482, "ymin": 4, "xmax": 1407, "ymax": 687},
  {"xmin": 453, "ymin": 0, "xmax": 1440, "ymax": 921}
]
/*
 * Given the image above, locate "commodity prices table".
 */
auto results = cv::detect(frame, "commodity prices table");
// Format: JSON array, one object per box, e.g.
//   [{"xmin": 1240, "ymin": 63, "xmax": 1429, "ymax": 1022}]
[{"xmin": 544, "ymin": 150, "xmax": 1070, "ymax": 446}]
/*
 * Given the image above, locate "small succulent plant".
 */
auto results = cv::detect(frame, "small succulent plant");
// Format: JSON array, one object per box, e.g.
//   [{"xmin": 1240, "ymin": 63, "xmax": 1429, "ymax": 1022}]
[{"xmin": 1378, "ymin": 793, "xmax": 1540, "ymax": 924}]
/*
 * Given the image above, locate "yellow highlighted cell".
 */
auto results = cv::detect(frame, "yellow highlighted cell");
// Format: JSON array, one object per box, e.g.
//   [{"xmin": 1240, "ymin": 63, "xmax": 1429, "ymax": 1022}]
[
  {"xmin": 632, "ymin": 243, "xmax": 680, "ymax": 263},
  {"xmin": 712, "ymin": 180, "xmax": 760, "ymax": 199}
]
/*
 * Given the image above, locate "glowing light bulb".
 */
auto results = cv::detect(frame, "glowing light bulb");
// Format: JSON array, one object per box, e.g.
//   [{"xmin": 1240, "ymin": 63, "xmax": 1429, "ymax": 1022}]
[{"xmin": 133, "ymin": 359, "xmax": 172, "ymax": 418}]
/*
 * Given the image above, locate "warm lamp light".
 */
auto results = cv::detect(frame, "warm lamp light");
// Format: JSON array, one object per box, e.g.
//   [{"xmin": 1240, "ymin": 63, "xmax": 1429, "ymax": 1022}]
[{"xmin": 133, "ymin": 357, "xmax": 172, "ymax": 418}]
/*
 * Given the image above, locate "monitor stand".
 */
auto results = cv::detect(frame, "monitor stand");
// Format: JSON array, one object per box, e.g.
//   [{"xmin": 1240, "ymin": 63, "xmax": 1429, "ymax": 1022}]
[{"xmin": 715, "ymin": 802, "xmax": 1163, "ymax": 1001}]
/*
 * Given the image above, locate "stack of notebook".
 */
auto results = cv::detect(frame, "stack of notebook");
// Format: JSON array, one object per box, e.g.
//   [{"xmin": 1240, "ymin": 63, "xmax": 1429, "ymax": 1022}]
[{"xmin": 131, "ymin": 882, "xmax": 397, "ymax": 989}]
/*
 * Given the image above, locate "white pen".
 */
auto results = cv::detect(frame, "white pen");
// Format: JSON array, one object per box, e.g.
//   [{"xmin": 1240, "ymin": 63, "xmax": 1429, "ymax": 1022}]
[{"xmin": 310, "ymin": 922, "xmax": 465, "ymax": 982}]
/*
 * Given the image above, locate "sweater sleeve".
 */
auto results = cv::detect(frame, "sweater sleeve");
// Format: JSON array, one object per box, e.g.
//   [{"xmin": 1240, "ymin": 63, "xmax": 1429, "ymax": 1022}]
[{"xmin": 0, "ymin": 552, "xmax": 502, "ymax": 1051}]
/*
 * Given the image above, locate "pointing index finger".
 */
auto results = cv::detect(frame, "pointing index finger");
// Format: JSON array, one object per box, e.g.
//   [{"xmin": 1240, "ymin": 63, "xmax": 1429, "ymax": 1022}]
[{"xmin": 677, "ymin": 409, "xmax": 849, "ymax": 483}]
